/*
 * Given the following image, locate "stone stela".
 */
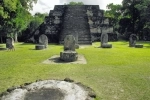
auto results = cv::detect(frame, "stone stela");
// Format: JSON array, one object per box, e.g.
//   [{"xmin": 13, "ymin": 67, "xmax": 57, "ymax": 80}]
[
  {"xmin": 6, "ymin": 37, "xmax": 15, "ymax": 51},
  {"xmin": 35, "ymin": 34, "xmax": 48, "ymax": 50},
  {"xmin": 60, "ymin": 35, "xmax": 78, "ymax": 62},
  {"xmin": 101, "ymin": 33, "xmax": 112, "ymax": 48},
  {"xmin": 129, "ymin": 34, "xmax": 137, "ymax": 47},
  {"xmin": 129, "ymin": 34, "xmax": 143, "ymax": 48}
]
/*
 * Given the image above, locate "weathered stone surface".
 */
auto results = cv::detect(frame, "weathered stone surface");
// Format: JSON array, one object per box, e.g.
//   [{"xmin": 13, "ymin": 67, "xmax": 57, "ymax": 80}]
[
  {"xmin": 60, "ymin": 51, "xmax": 78, "ymax": 62},
  {"xmin": 39, "ymin": 34, "xmax": 48, "ymax": 48},
  {"xmin": 135, "ymin": 44, "xmax": 143, "ymax": 48},
  {"xmin": 35, "ymin": 45, "xmax": 45, "ymax": 50},
  {"xmin": 129, "ymin": 34, "xmax": 137, "ymax": 47},
  {"xmin": 27, "ymin": 5, "xmax": 105, "ymax": 45},
  {"xmin": 60, "ymin": 35, "xmax": 78, "ymax": 62},
  {"xmin": 64, "ymin": 35, "xmax": 76, "ymax": 51},
  {"xmin": 101, "ymin": 33, "xmax": 112, "ymax": 48},
  {"xmin": 6, "ymin": 37, "xmax": 15, "ymax": 50},
  {"xmin": 101, "ymin": 43, "xmax": 112, "ymax": 48},
  {"xmin": 101, "ymin": 33, "xmax": 108, "ymax": 45},
  {"xmin": 24, "ymin": 88, "xmax": 64, "ymax": 100},
  {"xmin": 1, "ymin": 80, "xmax": 95, "ymax": 100},
  {"xmin": 75, "ymin": 44, "xmax": 79, "ymax": 49}
]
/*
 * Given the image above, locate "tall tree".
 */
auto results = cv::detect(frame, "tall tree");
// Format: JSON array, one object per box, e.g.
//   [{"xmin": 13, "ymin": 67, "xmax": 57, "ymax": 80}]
[
  {"xmin": 119, "ymin": 0, "xmax": 141, "ymax": 36},
  {"xmin": 104, "ymin": 3, "xmax": 122, "ymax": 31},
  {"xmin": 0, "ymin": 0, "xmax": 37, "ymax": 42}
]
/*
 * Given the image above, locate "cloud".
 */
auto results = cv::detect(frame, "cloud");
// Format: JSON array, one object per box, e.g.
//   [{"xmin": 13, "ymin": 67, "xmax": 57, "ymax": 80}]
[{"xmin": 30, "ymin": 0, "xmax": 122, "ymax": 15}]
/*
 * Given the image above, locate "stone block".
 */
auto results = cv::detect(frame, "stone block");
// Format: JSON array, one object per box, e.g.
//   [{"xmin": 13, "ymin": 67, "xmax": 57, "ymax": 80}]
[
  {"xmin": 35, "ymin": 45, "xmax": 45, "ymax": 50},
  {"xmin": 135, "ymin": 44, "xmax": 143, "ymax": 48},
  {"xmin": 60, "ymin": 51, "xmax": 78, "ymax": 62},
  {"xmin": 101, "ymin": 43, "xmax": 112, "ymax": 48}
]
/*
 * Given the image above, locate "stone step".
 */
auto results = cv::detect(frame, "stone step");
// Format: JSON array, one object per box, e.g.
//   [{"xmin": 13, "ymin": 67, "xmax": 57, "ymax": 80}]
[{"xmin": 59, "ymin": 6, "xmax": 92, "ymax": 45}]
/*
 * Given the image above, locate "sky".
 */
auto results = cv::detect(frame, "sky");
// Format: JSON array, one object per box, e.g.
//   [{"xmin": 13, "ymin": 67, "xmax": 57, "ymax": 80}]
[{"xmin": 30, "ymin": 0, "xmax": 122, "ymax": 15}]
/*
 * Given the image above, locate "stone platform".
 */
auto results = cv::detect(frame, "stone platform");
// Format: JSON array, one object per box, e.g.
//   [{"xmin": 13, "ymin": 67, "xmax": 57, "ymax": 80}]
[
  {"xmin": 42, "ymin": 54, "xmax": 87, "ymax": 64},
  {"xmin": 60, "ymin": 51, "xmax": 78, "ymax": 62},
  {"xmin": 0, "ymin": 80, "xmax": 96, "ymax": 100}
]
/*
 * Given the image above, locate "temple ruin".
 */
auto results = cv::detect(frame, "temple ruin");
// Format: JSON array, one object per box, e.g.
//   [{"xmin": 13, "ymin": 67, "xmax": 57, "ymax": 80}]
[{"xmin": 31, "ymin": 5, "xmax": 116, "ymax": 45}]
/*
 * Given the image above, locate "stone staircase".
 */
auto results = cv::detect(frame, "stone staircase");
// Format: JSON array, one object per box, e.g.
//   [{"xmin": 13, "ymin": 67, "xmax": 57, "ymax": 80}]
[{"xmin": 59, "ymin": 6, "xmax": 92, "ymax": 45}]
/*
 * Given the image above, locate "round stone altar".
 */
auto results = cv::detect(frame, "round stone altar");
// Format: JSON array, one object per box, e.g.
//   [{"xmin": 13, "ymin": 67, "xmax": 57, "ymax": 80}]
[
  {"xmin": 0, "ymin": 80, "xmax": 96, "ymax": 100},
  {"xmin": 35, "ymin": 44, "xmax": 45, "ymax": 50},
  {"xmin": 60, "ymin": 50, "xmax": 78, "ymax": 62}
]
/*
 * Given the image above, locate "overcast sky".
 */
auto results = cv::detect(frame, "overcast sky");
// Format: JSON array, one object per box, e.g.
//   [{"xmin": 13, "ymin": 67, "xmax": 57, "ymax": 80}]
[{"xmin": 30, "ymin": 0, "xmax": 122, "ymax": 15}]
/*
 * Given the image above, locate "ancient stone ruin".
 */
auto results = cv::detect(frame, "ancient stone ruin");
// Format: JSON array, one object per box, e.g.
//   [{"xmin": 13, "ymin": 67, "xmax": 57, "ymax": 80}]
[
  {"xmin": 129, "ymin": 34, "xmax": 143, "ymax": 48},
  {"xmin": 0, "ymin": 79, "xmax": 96, "ymax": 100},
  {"xmin": 129, "ymin": 34, "xmax": 137, "ymax": 47},
  {"xmin": 35, "ymin": 34, "xmax": 48, "ymax": 50},
  {"xmin": 60, "ymin": 35, "xmax": 78, "ymax": 62},
  {"xmin": 6, "ymin": 37, "xmax": 15, "ymax": 51},
  {"xmin": 27, "ymin": 5, "xmax": 119, "ymax": 44},
  {"xmin": 101, "ymin": 33, "xmax": 112, "ymax": 48}
]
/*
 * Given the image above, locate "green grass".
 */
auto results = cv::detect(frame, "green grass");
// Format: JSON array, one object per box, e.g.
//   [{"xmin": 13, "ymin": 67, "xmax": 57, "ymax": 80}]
[{"xmin": 0, "ymin": 41, "xmax": 150, "ymax": 100}]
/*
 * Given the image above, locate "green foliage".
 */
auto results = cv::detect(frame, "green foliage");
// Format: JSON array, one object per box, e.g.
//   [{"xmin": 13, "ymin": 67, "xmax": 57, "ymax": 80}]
[
  {"xmin": 105, "ymin": 3, "xmax": 122, "ymax": 19},
  {"xmin": 0, "ymin": 41, "xmax": 150, "ymax": 100},
  {"xmin": 104, "ymin": 3, "xmax": 122, "ymax": 32},
  {"xmin": 20, "ymin": 0, "xmax": 37, "ymax": 10},
  {"xmin": 12, "ymin": 5, "xmax": 32, "ymax": 32},
  {"xmin": 28, "ymin": 12, "xmax": 47, "ymax": 33},
  {"xmin": 67, "ymin": 1, "xmax": 84, "ymax": 5},
  {"xmin": 0, "ymin": 0, "xmax": 37, "ymax": 40},
  {"xmin": 3, "ymin": 0, "xmax": 18, "ymax": 12}
]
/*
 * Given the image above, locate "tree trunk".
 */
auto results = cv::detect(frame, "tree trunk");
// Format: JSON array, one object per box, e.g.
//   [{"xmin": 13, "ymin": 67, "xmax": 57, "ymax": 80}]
[
  {"xmin": 0, "ymin": 36, "xmax": 3, "ymax": 43},
  {"xmin": 14, "ymin": 32, "xmax": 18, "ymax": 42}
]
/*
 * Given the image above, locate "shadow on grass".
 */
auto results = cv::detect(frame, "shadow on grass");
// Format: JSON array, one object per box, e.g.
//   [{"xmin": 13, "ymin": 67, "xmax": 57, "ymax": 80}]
[
  {"xmin": 19, "ymin": 43, "xmax": 35, "ymax": 45},
  {"xmin": 144, "ymin": 46, "xmax": 150, "ymax": 48},
  {"xmin": 0, "ymin": 48, "xmax": 6, "ymax": 51},
  {"xmin": 29, "ymin": 48, "xmax": 36, "ymax": 50},
  {"xmin": 29, "ymin": 48, "xmax": 47, "ymax": 51}
]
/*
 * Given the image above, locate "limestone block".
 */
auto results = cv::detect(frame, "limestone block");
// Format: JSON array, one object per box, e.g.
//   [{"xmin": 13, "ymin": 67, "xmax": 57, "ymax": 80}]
[
  {"xmin": 35, "ymin": 45, "xmax": 45, "ymax": 50},
  {"xmin": 60, "ymin": 51, "xmax": 78, "ymax": 62},
  {"xmin": 135, "ymin": 44, "xmax": 143, "ymax": 48},
  {"xmin": 101, "ymin": 43, "xmax": 112, "ymax": 48}
]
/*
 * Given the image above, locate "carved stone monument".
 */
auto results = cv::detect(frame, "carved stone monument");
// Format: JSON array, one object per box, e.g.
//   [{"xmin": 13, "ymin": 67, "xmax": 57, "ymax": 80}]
[
  {"xmin": 129, "ymin": 34, "xmax": 137, "ymax": 47},
  {"xmin": 6, "ymin": 37, "xmax": 15, "ymax": 50},
  {"xmin": 129, "ymin": 34, "xmax": 143, "ymax": 48},
  {"xmin": 35, "ymin": 34, "xmax": 48, "ymax": 50},
  {"xmin": 39, "ymin": 34, "xmax": 48, "ymax": 48},
  {"xmin": 101, "ymin": 33, "xmax": 112, "ymax": 48},
  {"xmin": 60, "ymin": 35, "xmax": 78, "ymax": 62}
]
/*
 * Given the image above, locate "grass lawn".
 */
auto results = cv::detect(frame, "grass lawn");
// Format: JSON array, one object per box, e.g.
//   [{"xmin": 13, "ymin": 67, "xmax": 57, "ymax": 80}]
[{"xmin": 0, "ymin": 41, "xmax": 150, "ymax": 100}]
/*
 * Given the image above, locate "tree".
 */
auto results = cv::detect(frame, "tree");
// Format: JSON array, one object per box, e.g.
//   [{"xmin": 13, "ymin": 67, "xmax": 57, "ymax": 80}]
[
  {"xmin": 104, "ymin": 3, "xmax": 122, "ymax": 31},
  {"xmin": 67, "ymin": 2, "xmax": 84, "ymax": 5},
  {"xmin": 12, "ymin": 3, "xmax": 32, "ymax": 42},
  {"xmin": 0, "ymin": 0, "xmax": 37, "ymax": 42},
  {"xmin": 119, "ymin": 0, "xmax": 150, "ymax": 40},
  {"xmin": 20, "ymin": 12, "xmax": 47, "ymax": 42},
  {"xmin": 118, "ymin": 0, "xmax": 142, "ymax": 39},
  {"xmin": 28, "ymin": 13, "xmax": 48, "ymax": 34}
]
